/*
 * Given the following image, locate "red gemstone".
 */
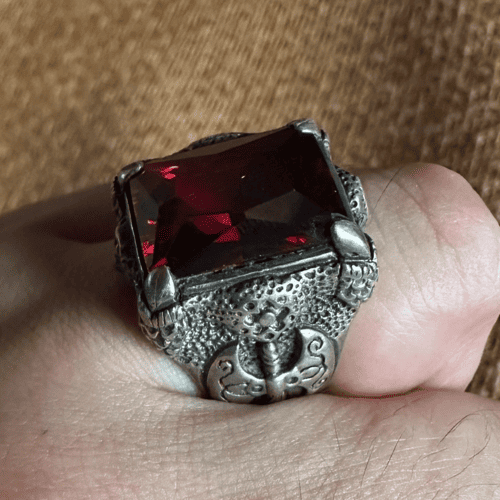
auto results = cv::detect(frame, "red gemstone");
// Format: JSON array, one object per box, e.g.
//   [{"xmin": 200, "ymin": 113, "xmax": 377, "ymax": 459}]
[{"xmin": 129, "ymin": 124, "xmax": 351, "ymax": 277}]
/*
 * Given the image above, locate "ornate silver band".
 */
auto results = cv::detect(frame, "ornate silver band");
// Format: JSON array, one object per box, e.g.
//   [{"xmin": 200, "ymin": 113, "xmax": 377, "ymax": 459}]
[{"xmin": 112, "ymin": 119, "xmax": 378, "ymax": 404}]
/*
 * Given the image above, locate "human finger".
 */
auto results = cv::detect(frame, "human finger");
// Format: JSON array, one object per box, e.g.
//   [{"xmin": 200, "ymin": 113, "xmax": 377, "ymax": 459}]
[{"xmin": 2, "ymin": 163, "xmax": 499, "ymax": 400}]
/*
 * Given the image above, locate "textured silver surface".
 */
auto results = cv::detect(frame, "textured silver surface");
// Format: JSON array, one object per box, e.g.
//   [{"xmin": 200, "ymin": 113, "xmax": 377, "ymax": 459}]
[{"xmin": 112, "ymin": 120, "xmax": 378, "ymax": 404}]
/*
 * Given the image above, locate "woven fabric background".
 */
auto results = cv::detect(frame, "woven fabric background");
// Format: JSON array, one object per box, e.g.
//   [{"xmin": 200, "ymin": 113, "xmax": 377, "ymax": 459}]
[{"xmin": 1, "ymin": 0, "xmax": 499, "ymax": 398}]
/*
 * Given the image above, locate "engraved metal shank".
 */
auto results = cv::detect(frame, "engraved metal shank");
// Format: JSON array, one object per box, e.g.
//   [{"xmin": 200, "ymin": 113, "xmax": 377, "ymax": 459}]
[{"xmin": 112, "ymin": 121, "xmax": 378, "ymax": 404}]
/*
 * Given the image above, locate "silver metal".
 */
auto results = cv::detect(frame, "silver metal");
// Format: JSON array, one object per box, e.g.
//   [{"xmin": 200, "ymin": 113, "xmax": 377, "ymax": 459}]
[{"xmin": 112, "ymin": 119, "xmax": 378, "ymax": 404}]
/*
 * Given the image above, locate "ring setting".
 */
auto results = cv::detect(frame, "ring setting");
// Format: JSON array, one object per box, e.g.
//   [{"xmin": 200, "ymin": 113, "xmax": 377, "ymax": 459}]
[{"xmin": 112, "ymin": 119, "xmax": 378, "ymax": 404}]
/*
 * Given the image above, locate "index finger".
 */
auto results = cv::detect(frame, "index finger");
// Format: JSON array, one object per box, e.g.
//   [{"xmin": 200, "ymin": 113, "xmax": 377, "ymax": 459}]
[{"xmin": 0, "ymin": 184, "xmax": 116, "ymax": 243}]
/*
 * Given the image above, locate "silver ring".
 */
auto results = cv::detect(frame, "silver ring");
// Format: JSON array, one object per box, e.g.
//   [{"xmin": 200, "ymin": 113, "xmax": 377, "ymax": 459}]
[{"xmin": 112, "ymin": 119, "xmax": 378, "ymax": 404}]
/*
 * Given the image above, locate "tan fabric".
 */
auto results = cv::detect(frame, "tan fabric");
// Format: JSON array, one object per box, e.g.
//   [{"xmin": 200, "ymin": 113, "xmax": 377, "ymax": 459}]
[{"xmin": 1, "ymin": 0, "xmax": 499, "ymax": 398}]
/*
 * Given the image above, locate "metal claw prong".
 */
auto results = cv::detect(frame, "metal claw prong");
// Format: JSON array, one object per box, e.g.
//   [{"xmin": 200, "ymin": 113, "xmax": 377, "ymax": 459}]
[
  {"xmin": 115, "ymin": 161, "xmax": 145, "ymax": 191},
  {"xmin": 330, "ymin": 215, "xmax": 372, "ymax": 260},
  {"xmin": 144, "ymin": 265, "xmax": 178, "ymax": 312}
]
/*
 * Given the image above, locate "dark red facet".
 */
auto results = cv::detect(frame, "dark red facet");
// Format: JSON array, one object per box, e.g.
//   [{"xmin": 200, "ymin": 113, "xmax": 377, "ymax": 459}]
[{"xmin": 129, "ymin": 124, "xmax": 351, "ymax": 277}]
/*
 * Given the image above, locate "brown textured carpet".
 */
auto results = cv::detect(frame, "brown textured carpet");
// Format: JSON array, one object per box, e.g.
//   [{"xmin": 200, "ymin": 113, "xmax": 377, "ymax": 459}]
[{"xmin": 1, "ymin": 0, "xmax": 499, "ymax": 399}]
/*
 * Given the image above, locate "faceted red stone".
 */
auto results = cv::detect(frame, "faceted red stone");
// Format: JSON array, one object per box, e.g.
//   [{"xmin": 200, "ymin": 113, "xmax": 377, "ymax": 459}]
[{"xmin": 129, "ymin": 124, "xmax": 351, "ymax": 277}]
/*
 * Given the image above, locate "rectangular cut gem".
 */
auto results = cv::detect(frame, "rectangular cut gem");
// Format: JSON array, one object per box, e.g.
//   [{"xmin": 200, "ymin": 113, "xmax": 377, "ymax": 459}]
[{"xmin": 129, "ymin": 123, "xmax": 352, "ymax": 277}]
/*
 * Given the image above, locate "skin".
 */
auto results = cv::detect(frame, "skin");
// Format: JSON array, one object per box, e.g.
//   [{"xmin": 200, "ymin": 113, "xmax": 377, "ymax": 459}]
[{"xmin": 1, "ymin": 162, "xmax": 500, "ymax": 499}]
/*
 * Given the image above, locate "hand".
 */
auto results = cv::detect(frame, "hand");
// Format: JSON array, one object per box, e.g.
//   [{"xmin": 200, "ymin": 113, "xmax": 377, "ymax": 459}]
[{"xmin": 1, "ymin": 163, "xmax": 500, "ymax": 499}]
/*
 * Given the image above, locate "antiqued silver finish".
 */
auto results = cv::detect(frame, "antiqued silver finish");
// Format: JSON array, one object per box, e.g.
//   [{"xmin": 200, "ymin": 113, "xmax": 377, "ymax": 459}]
[{"xmin": 112, "ymin": 119, "xmax": 378, "ymax": 404}]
